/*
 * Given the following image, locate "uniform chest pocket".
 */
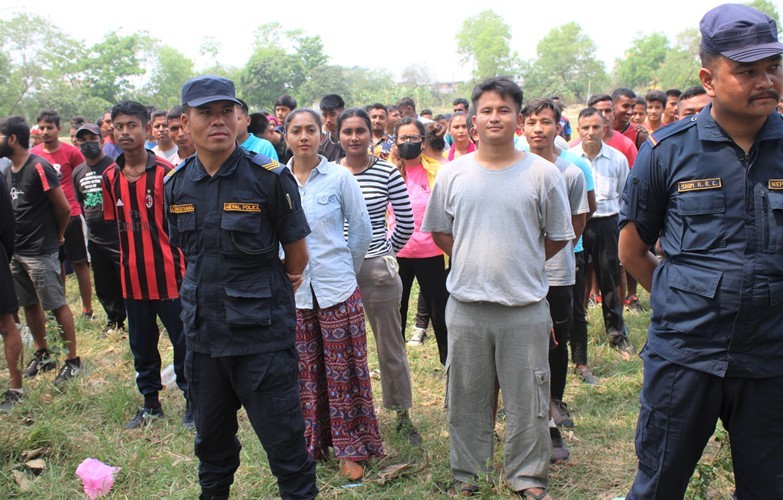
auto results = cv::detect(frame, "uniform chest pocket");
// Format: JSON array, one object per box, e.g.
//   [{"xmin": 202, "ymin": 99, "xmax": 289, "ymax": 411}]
[
  {"xmin": 175, "ymin": 213, "xmax": 199, "ymax": 254},
  {"xmin": 677, "ymin": 191, "xmax": 726, "ymax": 251},
  {"xmin": 311, "ymin": 192, "xmax": 342, "ymax": 231},
  {"xmin": 220, "ymin": 210, "xmax": 275, "ymax": 257},
  {"xmin": 761, "ymin": 191, "xmax": 783, "ymax": 252}
]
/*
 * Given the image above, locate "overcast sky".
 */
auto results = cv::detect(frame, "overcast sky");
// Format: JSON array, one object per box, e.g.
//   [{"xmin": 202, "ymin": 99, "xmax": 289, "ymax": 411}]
[{"xmin": 1, "ymin": 0, "xmax": 745, "ymax": 82}]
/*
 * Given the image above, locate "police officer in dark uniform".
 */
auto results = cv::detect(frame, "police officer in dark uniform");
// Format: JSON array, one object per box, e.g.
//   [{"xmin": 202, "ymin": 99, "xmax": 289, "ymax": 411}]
[
  {"xmin": 619, "ymin": 5, "xmax": 783, "ymax": 498},
  {"xmin": 164, "ymin": 76, "xmax": 317, "ymax": 500}
]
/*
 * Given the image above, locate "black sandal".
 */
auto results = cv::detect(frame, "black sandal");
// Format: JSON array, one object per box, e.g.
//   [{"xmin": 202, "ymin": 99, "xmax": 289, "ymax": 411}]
[
  {"xmin": 517, "ymin": 487, "xmax": 551, "ymax": 500},
  {"xmin": 448, "ymin": 480, "xmax": 479, "ymax": 497}
]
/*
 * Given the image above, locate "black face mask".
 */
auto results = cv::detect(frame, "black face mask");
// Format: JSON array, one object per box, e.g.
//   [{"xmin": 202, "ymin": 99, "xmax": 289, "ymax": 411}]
[
  {"xmin": 80, "ymin": 142, "xmax": 102, "ymax": 159},
  {"xmin": 398, "ymin": 141, "xmax": 422, "ymax": 160}
]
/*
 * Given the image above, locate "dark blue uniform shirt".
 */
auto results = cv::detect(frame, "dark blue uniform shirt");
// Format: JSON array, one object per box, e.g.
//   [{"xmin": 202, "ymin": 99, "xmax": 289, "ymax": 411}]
[
  {"xmin": 164, "ymin": 146, "xmax": 310, "ymax": 356},
  {"xmin": 620, "ymin": 105, "xmax": 783, "ymax": 378}
]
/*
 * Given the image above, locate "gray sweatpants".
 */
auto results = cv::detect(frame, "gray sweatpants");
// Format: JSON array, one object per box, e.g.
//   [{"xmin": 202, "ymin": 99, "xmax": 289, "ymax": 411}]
[
  {"xmin": 446, "ymin": 297, "xmax": 551, "ymax": 491},
  {"xmin": 357, "ymin": 253, "xmax": 412, "ymax": 410}
]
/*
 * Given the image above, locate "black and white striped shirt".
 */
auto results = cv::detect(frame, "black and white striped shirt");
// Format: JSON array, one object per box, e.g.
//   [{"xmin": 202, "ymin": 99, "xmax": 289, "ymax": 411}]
[{"xmin": 344, "ymin": 158, "xmax": 413, "ymax": 258}]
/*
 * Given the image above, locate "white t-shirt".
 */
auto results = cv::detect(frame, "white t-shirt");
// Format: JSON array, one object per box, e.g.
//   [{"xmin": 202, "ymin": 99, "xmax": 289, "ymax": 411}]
[
  {"xmin": 545, "ymin": 156, "xmax": 588, "ymax": 286},
  {"xmin": 422, "ymin": 152, "xmax": 574, "ymax": 306}
]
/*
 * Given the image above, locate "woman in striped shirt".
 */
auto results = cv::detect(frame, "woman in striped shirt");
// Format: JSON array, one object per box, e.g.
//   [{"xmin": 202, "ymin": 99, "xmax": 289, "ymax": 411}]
[{"xmin": 336, "ymin": 108, "xmax": 420, "ymax": 444}]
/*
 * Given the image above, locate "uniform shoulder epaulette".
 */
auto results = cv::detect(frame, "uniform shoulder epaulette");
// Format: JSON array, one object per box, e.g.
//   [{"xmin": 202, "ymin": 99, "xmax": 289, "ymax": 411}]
[
  {"xmin": 646, "ymin": 117, "xmax": 697, "ymax": 149},
  {"xmin": 250, "ymin": 153, "xmax": 285, "ymax": 175},
  {"xmin": 163, "ymin": 156, "xmax": 194, "ymax": 184}
]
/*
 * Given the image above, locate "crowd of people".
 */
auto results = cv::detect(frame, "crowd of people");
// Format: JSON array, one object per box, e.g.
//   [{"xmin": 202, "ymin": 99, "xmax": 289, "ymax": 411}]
[{"xmin": 1, "ymin": 3, "xmax": 783, "ymax": 499}]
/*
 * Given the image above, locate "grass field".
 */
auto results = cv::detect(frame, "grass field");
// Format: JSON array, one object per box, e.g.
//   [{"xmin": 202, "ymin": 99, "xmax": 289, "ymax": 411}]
[{"xmin": 0, "ymin": 279, "xmax": 735, "ymax": 498}]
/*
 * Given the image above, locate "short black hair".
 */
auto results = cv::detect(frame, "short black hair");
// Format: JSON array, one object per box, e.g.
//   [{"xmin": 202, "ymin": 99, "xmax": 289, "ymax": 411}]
[
  {"xmin": 275, "ymin": 94, "xmax": 297, "ymax": 110},
  {"xmin": 236, "ymin": 98, "xmax": 250, "ymax": 115},
  {"xmin": 587, "ymin": 94, "xmax": 613, "ymax": 107},
  {"xmin": 521, "ymin": 98, "xmax": 562, "ymax": 123},
  {"xmin": 249, "ymin": 112, "xmax": 270, "ymax": 136},
  {"xmin": 286, "ymin": 108, "xmax": 323, "ymax": 130},
  {"xmin": 319, "ymin": 94, "xmax": 345, "ymax": 113},
  {"xmin": 111, "ymin": 101, "xmax": 150, "ymax": 126},
  {"xmin": 70, "ymin": 115, "xmax": 86, "ymax": 128},
  {"xmin": 167, "ymin": 105, "xmax": 185, "ymax": 122},
  {"xmin": 337, "ymin": 108, "xmax": 372, "ymax": 134},
  {"xmin": 578, "ymin": 106, "xmax": 602, "ymax": 122},
  {"xmin": 665, "ymin": 89, "xmax": 682, "ymax": 99},
  {"xmin": 646, "ymin": 90, "xmax": 667, "ymax": 106},
  {"xmin": 471, "ymin": 77, "xmax": 524, "ymax": 113},
  {"xmin": 700, "ymin": 47, "xmax": 720, "ymax": 69},
  {"xmin": 453, "ymin": 97, "xmax": 469, "ymax": 108},
  {"xmin": 635, "ymin": 96, "xmax": 647, "ymax": 106},
  {"xmin": 150, "ymin": 110, "xmax": 168, "ymax": 122},
  {"xmin": 678, "ymin": 86, "xmax": 707, "ymax": 102},
  {"xmin": 396, "ymin": 97, "xmax": 415, "ymax": 111},
  {"xmin": 386, "ymin": 104, "xmax": 399, "ymax": 114},
  {"xmin": 367, "ymin": 103, "xmax": 387, "ymax": 115},
  {"xmin": 36, "ymin": 109, "xmax": 60, "ymax": 127},
  {"xmin": 420, "ymin": 108, "xmax": 432, "ymax": 116},
  {"xmin": 0, "ymin": 116, "xmax": 30, "ymax": 149},
  {"xmin": 612, "ymin": 87, "xmax": 636, "ymax": 101}
]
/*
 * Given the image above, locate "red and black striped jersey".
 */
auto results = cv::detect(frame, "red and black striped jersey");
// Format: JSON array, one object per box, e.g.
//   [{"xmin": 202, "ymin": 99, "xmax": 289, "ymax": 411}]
[{"xmin": 102, "ymin": 151, "xmax": 185, "ymax": 300}]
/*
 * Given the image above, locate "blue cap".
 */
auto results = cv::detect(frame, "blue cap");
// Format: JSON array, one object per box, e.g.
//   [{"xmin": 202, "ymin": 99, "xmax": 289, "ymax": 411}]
[
  {"xmin": 700, "ymin": 4, "xmax": 783, "ymax": 62},
  {"xmin": 181, "ymin": 75, "xmax": 242, "ymax": 107}
]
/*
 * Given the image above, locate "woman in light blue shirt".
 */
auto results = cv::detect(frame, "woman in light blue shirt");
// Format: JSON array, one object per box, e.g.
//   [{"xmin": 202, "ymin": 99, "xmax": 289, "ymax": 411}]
[{"xmin": 285, "ymin": 109, "xmax": 382, "ymax": 480}]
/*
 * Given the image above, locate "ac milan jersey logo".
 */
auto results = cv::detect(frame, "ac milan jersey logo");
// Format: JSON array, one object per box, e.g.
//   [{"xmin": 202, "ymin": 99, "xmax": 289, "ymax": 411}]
[{"xmin": 145, "ymin": 190, "xmax": 153, "ymax": 209}]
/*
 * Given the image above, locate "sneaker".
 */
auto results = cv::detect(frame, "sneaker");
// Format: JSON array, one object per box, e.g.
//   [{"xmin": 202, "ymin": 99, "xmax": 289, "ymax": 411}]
[
  {"xmin": 22, "ymin": 349, "xmax": 56, "ymax": 379},
  {"xmin": 54, "ymin": 358, "xmax": 81, "ymax": 385},
  {"xmin": 552, "ymin": 399, "xmax": 574, "ymax": 428},
  {"xmin": 125, "ymin": 406, "xmax": 164, "ymax": 429},
  {"xmin": 624, "ymin": 295, "xmax": 642, "ymax": 312},
  {"xmin": 612, "ymin": 337, "xmax": 636, "ymax": 361},
  {"xmin": 550, "ymin": 427, "xmax": 570, "ymax": 463},
  {"xmin": 575, "ymin": 365, "xmax": 600, "ymax": 385},
  {"xmin": 407, "ymin": 328, "xmax": 427, "ymax": 346},
  {"xmin": 396, "ymin": 417, "xmax": 422, "ymax": 445},
  {"xmin": 182, "ymin": 402, "xmax": 195, "ymax": 430},
  {"xmin": 0, "ymin": 390, "xmax": 22, "ymax": 412},
  {"xmin": 100, "ymin": 321, "xmax": 124, "ymax": 337}
]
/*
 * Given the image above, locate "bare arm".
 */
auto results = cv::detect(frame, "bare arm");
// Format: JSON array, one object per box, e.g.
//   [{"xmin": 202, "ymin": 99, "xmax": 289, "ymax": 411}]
[
  {"xmin": 46, "ymin": 186, "xmax": 71, "ymax": 245},
  {"xmin": 618, "ymin": 222, "xmax": 659, "ymax": 291},
  {"xmin": 282, "ymin": 238, "xmax": 308, "ymax": 292},
  {"xmin": 431, "ymin": 232, "xmax": 454, "ymax": 257},
  {"xmin": 545, "ymin": 238, "xmax": 569, "ymax": 260},
  {"xmin": 586, "ymin": 190, "xmax": 596, "ymax": 219},
  {"xmin": 571, "ymin": 213, "xmax": 586, "ymax": 245}
]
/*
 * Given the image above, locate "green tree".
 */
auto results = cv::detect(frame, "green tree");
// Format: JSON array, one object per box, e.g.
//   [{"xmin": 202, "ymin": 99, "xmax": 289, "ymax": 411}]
[
  {"xmin": 146, "ymin": 45, "xmax": 195, "ymax": 108},
  {"xmin": 80, "ymin": 32, "xmax": 148, "ymax": 103},
  {"xmin": 655, "ymin": 29, "xmax": 701, "ymax": 90},
  {"xmin": 298, "ymin": 65, "xmax": 351, "ymax": 108},
  {"xmin": 240, "ymin": 47, "xmax": 305, "ymax": 109},
  {"xmin": 523, "ymin": 22, "xmax": 609, "ymax": 103},
  {"xmin": 614, "ymin": 33, "xmax": 670, "ymax": 90},
  {"xmin": 0, "ymin": 13, "xmax": 83, "ymax": 116},
  {"xmin": 745, "ymin": 0, "xmax": 780, "ymax": 27},
  {"xmin": 456, "ymin": 10, "xmax": 521, "ymax": 81}
]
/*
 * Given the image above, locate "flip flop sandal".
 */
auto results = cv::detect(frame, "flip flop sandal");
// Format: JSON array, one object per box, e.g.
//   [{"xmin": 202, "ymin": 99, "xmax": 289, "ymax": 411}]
[
  {"xmin": 518, "ymin": 488, "xmax": 551, "ymax": 500},
  {"xmin": 448, "ymin": 481, "xmax": 479, "ymax": 497}
]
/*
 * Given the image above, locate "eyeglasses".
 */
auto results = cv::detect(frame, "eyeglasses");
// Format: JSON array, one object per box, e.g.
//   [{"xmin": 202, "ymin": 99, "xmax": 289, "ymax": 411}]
[{"xmin": 397, "ymin": 134, "xmax": 423, "ymax": 144}]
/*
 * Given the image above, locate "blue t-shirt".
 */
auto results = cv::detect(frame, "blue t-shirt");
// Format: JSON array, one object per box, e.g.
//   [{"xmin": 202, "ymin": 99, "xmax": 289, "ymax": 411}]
[
  {"xmin": 240, "ymin": 134, "xmax": 279, "ymax": 161},
  {"xmin": 558, "ymin": 149, "xmax": 593, "ymax": 253}
]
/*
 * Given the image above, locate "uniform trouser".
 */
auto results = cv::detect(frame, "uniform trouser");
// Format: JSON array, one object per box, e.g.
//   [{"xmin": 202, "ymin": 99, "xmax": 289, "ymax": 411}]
[
  {"xmin": 446, "ymin": 298, "xmax": 551, "ymax": 491},
  {"xmin": 547, "ymin": 286, "xmax": 573, "ymax": 402},
  {"xmin": 570, "ymin": 251, "xmax": 589, "ymax": 366},
  {"xmin": 125, "ymin": 298, "xmax": 187, "ymax": 395},
  {"xmin": 398, "ymin": 255, "xmax": 449, "ymax": 364},
  {"xmin": 186, "ymin": 348, "xmax": 318, "ymax": 500},
  {"xmin": 628, "ymin": 349, "xmax": 783, "ymax": 499},
  {"xmin": 357, "ymin": 254, "xmax": 413, "ymax": 410},
  {"xmin": 87, "ymin": 240, "xmax": 126, "ymax": 325},
  {"xmin": 582, "ymin": 215, "xmax": 625, "ymax": 338}
]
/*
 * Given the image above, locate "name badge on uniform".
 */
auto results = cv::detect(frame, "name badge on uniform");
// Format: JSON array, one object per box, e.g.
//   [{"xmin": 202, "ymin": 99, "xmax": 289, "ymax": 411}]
[
  {"xmin": 224, "ymin": 202, "xmax": 261, "ymax": 213},
  {"xmin": 170, "ymin": 203, "xmax": 195, "ymax": 214},
  {"xmin": 769, "ymin": 180, "xmax": 783, "ymax": 190},
  {"xmin": 677, "ymin": 178, "xmax": 722, "ymax": 192}
]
